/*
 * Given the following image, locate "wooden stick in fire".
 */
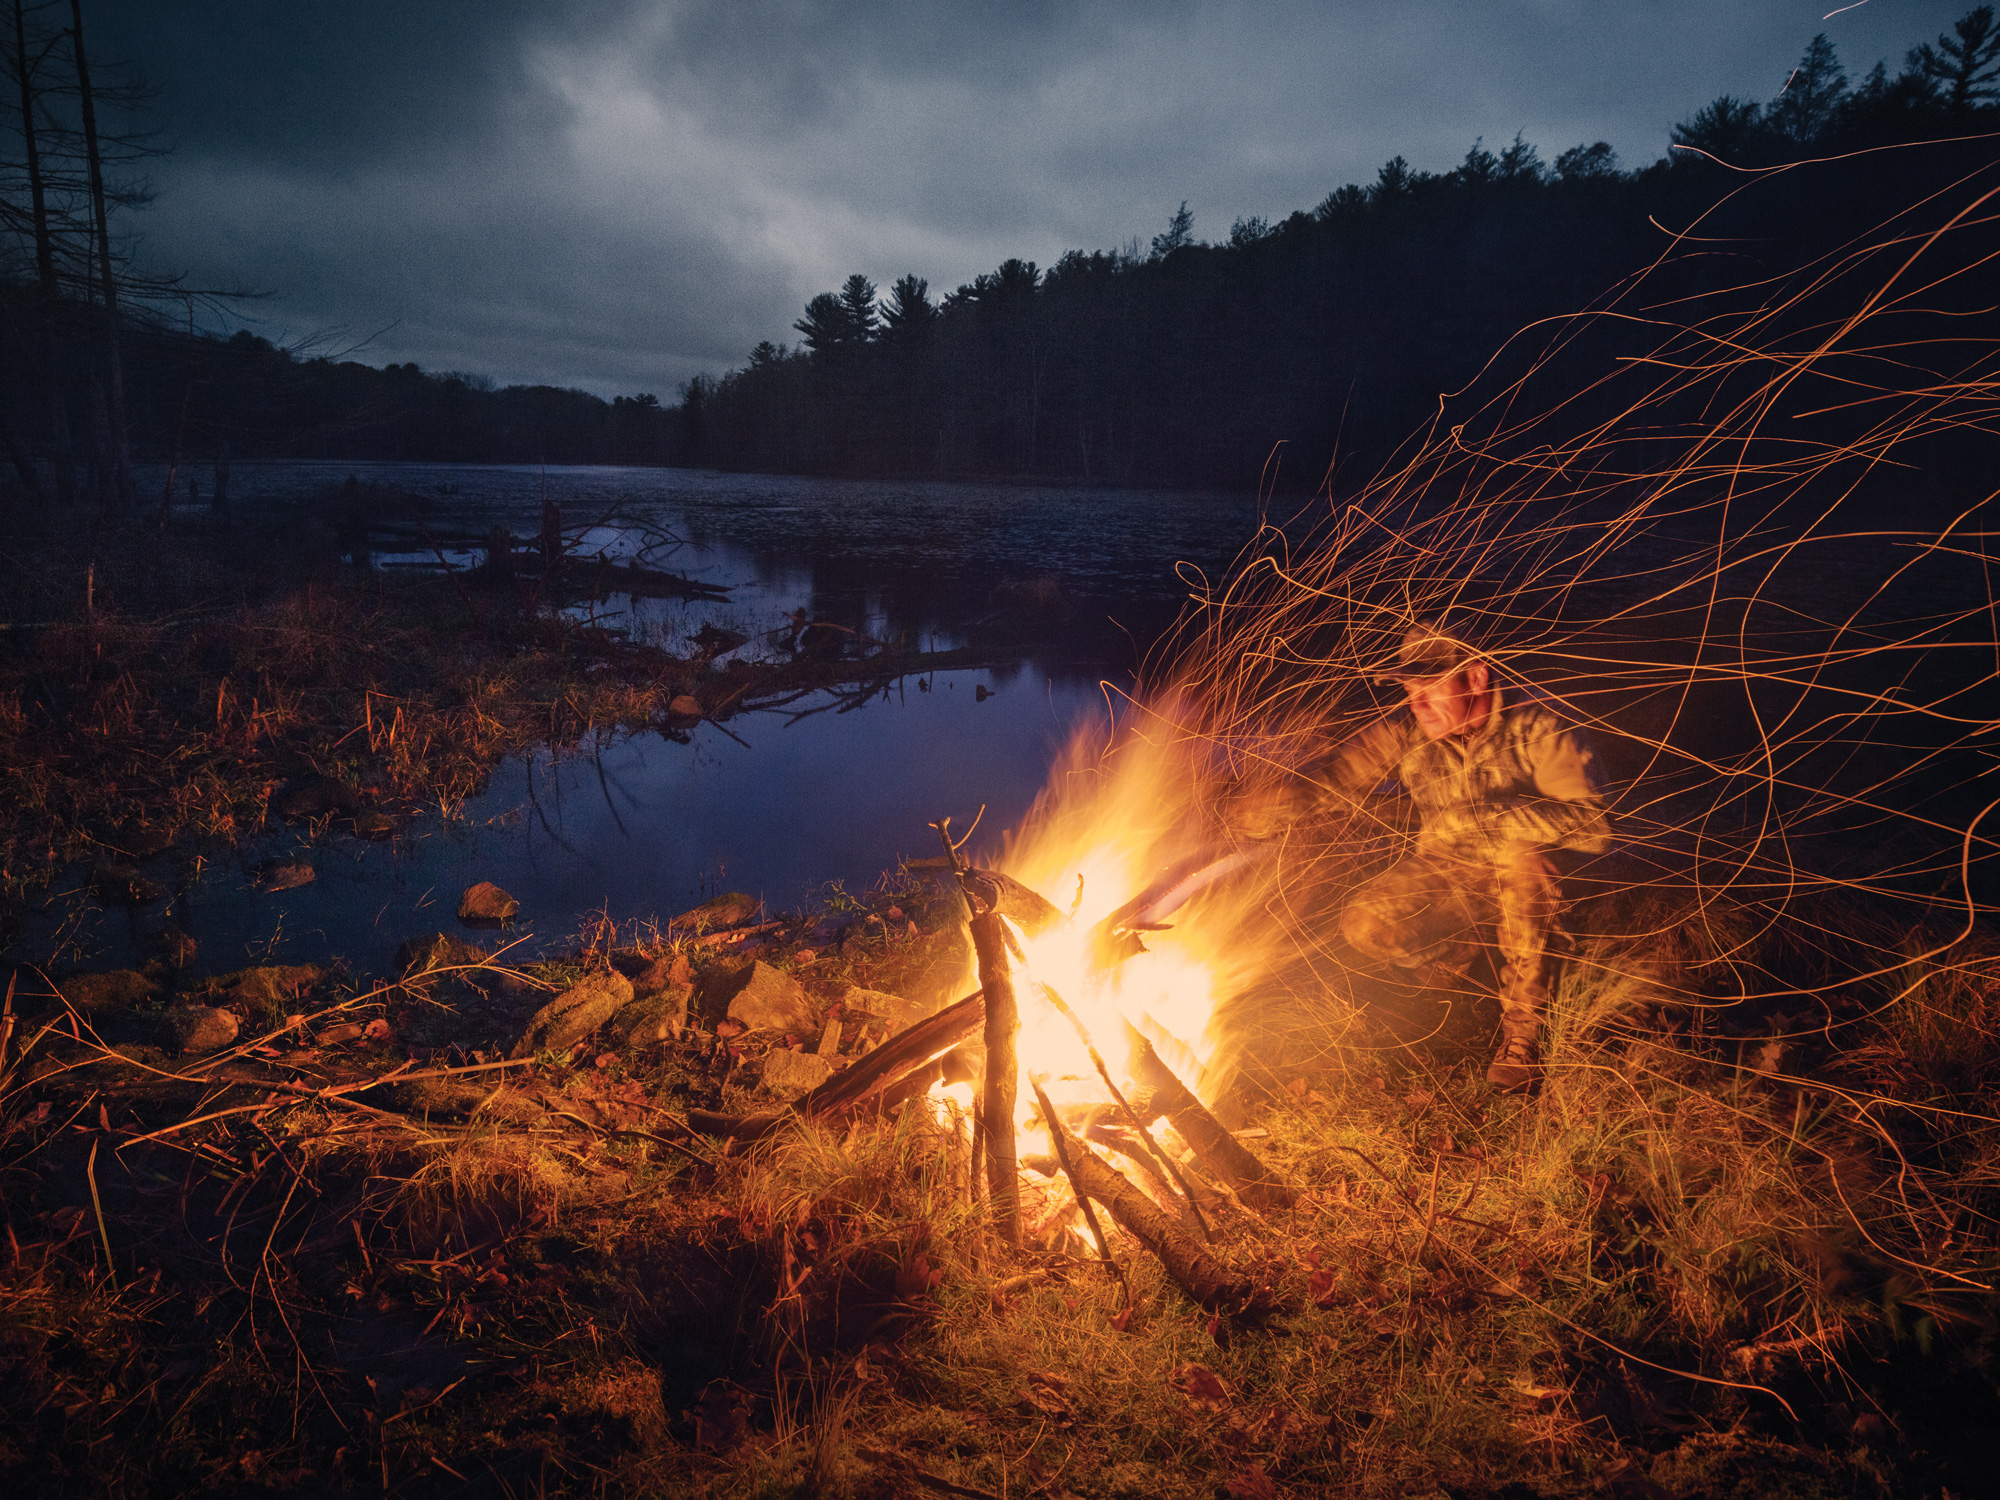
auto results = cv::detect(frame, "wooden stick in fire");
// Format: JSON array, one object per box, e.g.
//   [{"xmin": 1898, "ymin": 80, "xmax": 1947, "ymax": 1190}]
[
  {"xmin": 1121, "ymin": 1021, "xmax": 1294, "ymax": 1211},
  {"xmin": 1029, "ymin": 979, "xmax": 1215, "ymax": 1242},
  {"xmin": 1070, "ymin": 845, "xmax": 1296, "ymax": 1212},
  {"xmin": 1027, "ymin": 1071, "xmax": 1127, "ymax": 1302},
  {"xmin": 1065, "ymin": 1141, "xmax": 1256, "ymax": 1311},
  {"xmin": 934, "ymin": 813, "xmax": 1023, "ymax": 1250}
]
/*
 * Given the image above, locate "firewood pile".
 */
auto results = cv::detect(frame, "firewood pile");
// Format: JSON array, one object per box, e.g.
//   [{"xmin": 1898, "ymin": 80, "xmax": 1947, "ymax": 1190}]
[{"xmin": 684, "ymin": 816, "xmax": 1291, "ymax": 1316}]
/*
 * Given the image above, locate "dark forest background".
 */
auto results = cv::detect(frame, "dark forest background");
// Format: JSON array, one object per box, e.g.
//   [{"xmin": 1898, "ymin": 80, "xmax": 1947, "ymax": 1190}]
[{"xmin": 3, "ymin": 5, "xmax": 1998, "ymax": 501}]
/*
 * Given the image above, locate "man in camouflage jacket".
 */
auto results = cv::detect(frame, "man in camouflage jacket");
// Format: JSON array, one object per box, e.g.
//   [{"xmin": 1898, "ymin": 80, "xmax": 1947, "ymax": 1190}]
[{"xmin": 1235, "ymin": 621, "xmax": 1611, "ymax": 1089}]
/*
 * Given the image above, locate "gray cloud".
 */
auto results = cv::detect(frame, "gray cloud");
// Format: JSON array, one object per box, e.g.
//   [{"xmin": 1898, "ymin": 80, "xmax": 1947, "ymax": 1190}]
[{"xmin": 89, "ymin": 0, "xmax": 1974, "ymax": 396}]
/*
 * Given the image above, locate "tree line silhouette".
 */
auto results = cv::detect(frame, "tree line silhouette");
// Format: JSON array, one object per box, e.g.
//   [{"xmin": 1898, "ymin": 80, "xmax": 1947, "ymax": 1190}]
[
  {"xmin": 690, "ymin": 9, "xmax": 2000, "ymax": 489},
  {"xmin": 2, "ymin": 7, "xmax": 1997, "ymax": 501},
  {"xmin": 0, "ymin": 0, "xmax": 678, "ymax": 506}
]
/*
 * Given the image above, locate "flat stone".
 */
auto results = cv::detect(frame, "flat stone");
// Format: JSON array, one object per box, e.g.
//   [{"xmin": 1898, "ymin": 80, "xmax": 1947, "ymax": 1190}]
[
  {"xmin": 671, "ymin": 892, "xmax": 760, "ymax": 935},
  {"xmin": 149, "ymin": 925, "xmax": 198, "ymax": 968},
  {"xmin": 700, "ymin": 960, "xmax": 815, "ymax": 1033},
  {"xmin": 273, "ymin": 777, "xmax": 359, "ymax": 820},
  {"xmin": 90, "ymin": 863, "xmax": 167, "ymax": 906},
  {"xmin": 839, "ymin": 986, "xmax": 931, "ymax": 1034},
  {"xmin": 624, "ymin": 950, "xmax": 694, "ymax": 997},
  {"xmin": 58, "ymin": 970, "xmax": 157, "ymax": 1014},
  {"xmin": 457, "ymin": 881, "xmax": 520, "ymax": 924},
  {"xmin": 762, "ymin": 1049, "xmax": 836, "ymax": 1097},
  {"xmin": 253, "ymin": 858, "xmax": 316, "ymax": 892},
  {"xmin": 511, "ymin": 970, "xmax": 635, "ymax": 1058},
  {"xmin": 166, "ymin": 1004, "xmax": 240, "ymax": 1055},
  {"xmin": 607, "ymin": 988, "xmax": 691, "ymax": 1049},
  {"xmin": 350, "ymin": 810, "xmax": 400, "ymax": 839},
  {"xmin": 811, "ymin": 911, "xmax": 866, "ymax": 944},
  {"xmin": 110, "ymin": 821, "xmax": 175, "ymax": 859},
  {"xmin": 397, "ymin": 932, "xmax": 488, "ymax": 975},
  {"xmin": 208, "ymin": 965, "xmax": 321, "ymax": 1022}
]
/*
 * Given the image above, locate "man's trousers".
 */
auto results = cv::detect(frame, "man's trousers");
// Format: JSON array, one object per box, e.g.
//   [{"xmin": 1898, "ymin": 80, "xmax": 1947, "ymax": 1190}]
[{"xmin": 1337, "ymin": 847, "xmax": 1564, "ymax": 1040}]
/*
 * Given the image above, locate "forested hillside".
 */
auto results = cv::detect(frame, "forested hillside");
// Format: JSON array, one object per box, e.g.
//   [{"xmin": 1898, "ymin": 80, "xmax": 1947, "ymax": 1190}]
[
  {"xmin": 691, "ymin": 14, "xmax": 2000, "ymax": 489},
  {"xmin": 3, "ymin": 8, "xmax": 1996, "ymax": 496}
]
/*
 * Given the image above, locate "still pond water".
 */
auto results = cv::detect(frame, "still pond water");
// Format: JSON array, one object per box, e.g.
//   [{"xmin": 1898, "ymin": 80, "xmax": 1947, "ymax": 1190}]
[{"xmin": 48, "ymin": 463, "xmax": 1264, "ymax": 980}]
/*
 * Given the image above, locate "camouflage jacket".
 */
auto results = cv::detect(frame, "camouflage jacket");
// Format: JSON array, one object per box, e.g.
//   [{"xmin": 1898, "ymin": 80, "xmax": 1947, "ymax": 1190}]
[{"xmin": 1302, "ymin": 686, "xmax": 1612, "ymax": 863}]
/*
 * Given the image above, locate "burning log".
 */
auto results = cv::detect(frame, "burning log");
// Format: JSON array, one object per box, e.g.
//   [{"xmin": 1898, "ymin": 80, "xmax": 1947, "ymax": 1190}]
[
  {"xmin": 1027, "ymin": 1073, "xmax": 1121, "ymax": 1287},
  {"xmin": 1032, "ymin": 980, "xmax": 1215, "ymax": 1240},
  {"xmin": 968, "ymin": 907, "xmax": 1022, "ymax": 1249},
  {"xmin": 685, "ymin": 988, "xmax": 985, "ymax": 1140},
  {"xmin": 1121, "ymin": 1022, "xmax": 1294, "ymax": 1212},
  {"xmin": 934, "ymin": 812, "xmax": 1026, "ymax": 1251},
  {"xmin": 1065, "ymin": 1143, "xmax": 1255, "ymax": 1311}
]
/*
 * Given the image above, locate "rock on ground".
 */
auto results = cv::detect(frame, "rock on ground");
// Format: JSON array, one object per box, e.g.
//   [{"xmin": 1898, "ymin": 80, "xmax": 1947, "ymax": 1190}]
[
  {"xmin": 607, "ymin": 989, "xmax": 690, "ymax": 1049},
  {"xmin": 58, "ymin": 970, "xmax": 157, "ymax": 1014},
  {"xmin": 458, "ymin": 881, "xmax": 520, "ymax": 923},
  {"xmin": 150, "ymin": 925, "xmax": 197, "ymax": 967},
  {"xmin": 273, "ymin": 777, "xmax": 359, "ymax": 820},
  {"xmin": 511, "ymin": 971, "xmax": 635, "ymax": 1058},
  {"xmin": 90, "ymin": 863, "xmax": 167, "ymax": 906},
  {"xmin": 397, "ymin": 932, "xmax": 489, "ymax": 974},
  {"xmin": 667, "ymin": 694, "xmax": 703, "ymax": 720},
  {"xmin": 839, "ymin": 986, "xmax": 931, "ymax": 1034},
  {"xmin": 699, "ymin": 960, "xmax": 815, "ymax": 1034},
  {"xmin": 616, "ymin": 949, "xmax": 694, "ymax": 997},
  {"xmin": 253, "ymin": 859, "xmax": 316, "ymax": 892},
  {"xmin": 671, "ymin": 892, "xmax": 760, "ymax": 935},
  {"xmin": 203, "ymin": 965, "xmax": 321, "ymax": 1024},
  {"xmin": 762, "ymin": 1049, "xmax": 837, "ymax": 1096},
  {"xmin": 166, "ymin": 1004, "xmax": 239, "ymax": 1055}
]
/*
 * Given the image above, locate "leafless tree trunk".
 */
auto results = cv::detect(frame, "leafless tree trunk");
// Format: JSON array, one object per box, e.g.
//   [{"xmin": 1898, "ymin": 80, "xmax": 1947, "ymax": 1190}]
[
  {"xmin": 12, "ymin": 0, "xmax": 64, "ymax": 504},
  {"xmin": 69, "ymin": 0, "xmax": 132, "ymax": 509}
]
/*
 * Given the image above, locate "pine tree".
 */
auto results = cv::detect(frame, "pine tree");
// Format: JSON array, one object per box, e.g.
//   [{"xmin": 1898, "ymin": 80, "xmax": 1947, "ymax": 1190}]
[
  {"xmin": 1672, "ymin": 96, "xmax": 1763, "ymax": 161},
  {"xmin": 1149, "ymin": 201, "xmax": 1194, "ymax": 259},
  {"xmin": 1908, "ymin": 4, "xmax": 2000, "ymax": 108},
  {"xmin": 879, "ymin": 275, "xmax": 934, "ymax": 342},
  {"xmin": 837, "ymin": 274, "xmax": 879, "ymax": 341},
  {"xmin": 1768, "ymin": 33, "xmax": 1848, "ymax": 142}
]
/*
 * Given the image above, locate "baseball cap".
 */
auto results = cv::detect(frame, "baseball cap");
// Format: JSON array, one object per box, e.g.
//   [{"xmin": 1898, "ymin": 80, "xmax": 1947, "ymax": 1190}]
[{"xmin": 1371, "ymin": 618, "xmax": 1478, "ymax": 684}]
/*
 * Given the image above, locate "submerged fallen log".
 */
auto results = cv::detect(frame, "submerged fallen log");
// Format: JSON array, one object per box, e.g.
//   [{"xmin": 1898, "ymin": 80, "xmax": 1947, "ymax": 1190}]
[
  {"xmin": 1065, "ymin": 1143, "xmax": 1255, "ymax": 1310},
  {"xmin": 1122, "ymin": 1022, "xmax": 1295, "ymax": 1212},
  {"xmin": 571, "ymin": 554, "xmax": 732, "ymax": 602}
]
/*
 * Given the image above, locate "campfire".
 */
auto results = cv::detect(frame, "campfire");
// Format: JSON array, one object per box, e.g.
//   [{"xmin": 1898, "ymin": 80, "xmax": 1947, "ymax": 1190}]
[{"xmin": 689, "ymin": 722, "xmax": 1295, "ymax": 1311}]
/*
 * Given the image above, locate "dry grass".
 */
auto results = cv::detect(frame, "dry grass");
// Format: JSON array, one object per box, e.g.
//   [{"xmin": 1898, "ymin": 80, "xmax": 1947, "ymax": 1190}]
[{"xmin": 2, "ymin": 877, "xmax": 1993, "ymax": 1497}]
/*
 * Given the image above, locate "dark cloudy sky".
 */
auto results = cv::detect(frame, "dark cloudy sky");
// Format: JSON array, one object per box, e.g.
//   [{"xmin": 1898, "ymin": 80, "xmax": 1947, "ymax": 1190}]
[{"xmin": 91, "ymin": 0, "xmax": 1972, "ymax": 398}]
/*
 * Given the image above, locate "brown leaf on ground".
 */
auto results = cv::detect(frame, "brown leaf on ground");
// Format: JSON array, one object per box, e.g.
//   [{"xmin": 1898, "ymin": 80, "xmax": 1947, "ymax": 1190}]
[
  {"xmin": 692, "ymin": 1380, "xmax": 753, "ymax": 1452},
  {"xmin": 1223, "ymin": 1463, "xmax": 1280, "ymax": 1498},
  {"xmin": 1171, "ymin": 1362, "xmax": 1230, "ymax": 1411},
  {"xmin": 1507, "ymin": 1372, "xmax": 1569, "ymax": 1406}
]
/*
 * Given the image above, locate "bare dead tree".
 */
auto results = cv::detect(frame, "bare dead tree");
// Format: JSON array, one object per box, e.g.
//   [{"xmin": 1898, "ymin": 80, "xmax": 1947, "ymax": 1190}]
[
  {"xmin": 9, "ymin": 0, "xmax": 67, "ymax": 502},
  {"xmin": 67, "ymin": 0, "xmax": 130, "ymax": 507}
]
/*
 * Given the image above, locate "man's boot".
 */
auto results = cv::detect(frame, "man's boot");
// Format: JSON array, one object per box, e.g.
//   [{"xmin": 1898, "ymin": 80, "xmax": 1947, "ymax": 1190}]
[{"xmin": 1486, "ymin": 1029, "xmax": 1540, "ymax": 1091}]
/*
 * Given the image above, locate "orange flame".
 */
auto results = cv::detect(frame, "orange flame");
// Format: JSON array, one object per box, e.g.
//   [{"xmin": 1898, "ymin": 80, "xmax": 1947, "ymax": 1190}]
[{"xmin": 953, "ymin": 700, "xmax": 1291, "ymax": 1128}]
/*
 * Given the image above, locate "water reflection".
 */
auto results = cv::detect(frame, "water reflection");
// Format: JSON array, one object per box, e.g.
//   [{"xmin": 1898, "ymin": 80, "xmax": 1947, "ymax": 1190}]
[
  {"xmin": 42, "ymin": 462, "xmax": 1252, "ymax": 978},
  {"xmin": 116, "ymin": 666, "xmax": 1108, "ymax": 981}
]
